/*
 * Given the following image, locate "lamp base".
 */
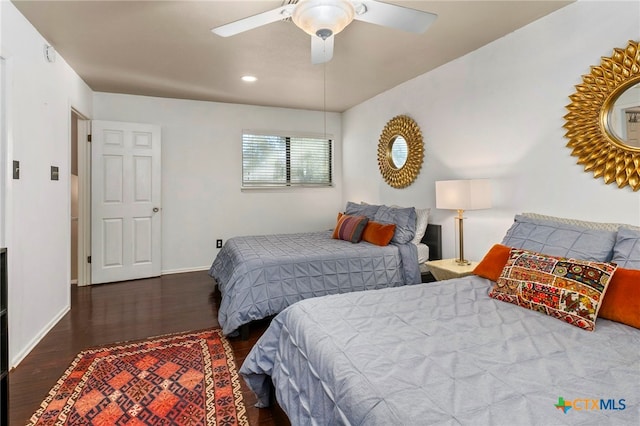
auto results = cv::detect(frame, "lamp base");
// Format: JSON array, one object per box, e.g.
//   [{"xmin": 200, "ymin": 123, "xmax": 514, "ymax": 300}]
[{"xmin": 455, "ymin": 211, "xmax": 469, "ymax": 267}]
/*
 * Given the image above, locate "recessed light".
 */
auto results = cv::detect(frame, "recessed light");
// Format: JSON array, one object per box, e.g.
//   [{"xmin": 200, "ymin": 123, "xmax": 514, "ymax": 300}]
[{"xmin": 242, "ymin": 75, "xmax": 257, "ymax": 82}]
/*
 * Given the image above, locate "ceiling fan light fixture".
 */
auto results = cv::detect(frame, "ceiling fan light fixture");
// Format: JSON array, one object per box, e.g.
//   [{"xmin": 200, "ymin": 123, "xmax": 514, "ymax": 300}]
[{"xmin": 292, "ymin": 0, "xmax": 355, "ymax": 39}]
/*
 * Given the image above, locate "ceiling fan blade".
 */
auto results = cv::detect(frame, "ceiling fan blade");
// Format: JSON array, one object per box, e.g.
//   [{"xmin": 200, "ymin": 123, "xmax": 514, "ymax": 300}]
[
  {"xmin": 211, "ymin": 5, "xmax": 295, "ymax": 37},
  {"xmin": 355, "ymin": 1, "xmax": 437, "ymax": 34},
  {"xmin": 311, "ymin": 35, "xmax": 334, "ymax": 64}
]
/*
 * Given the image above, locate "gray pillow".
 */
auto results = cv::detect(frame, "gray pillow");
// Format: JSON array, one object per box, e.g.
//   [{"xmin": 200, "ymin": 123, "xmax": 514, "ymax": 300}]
[
  {"xmin": 612, "ymin": 227, "xmax": 640, "ymax": 269},
  {"xmin": 373, "ymin": 205, "xmax": 417, "ymax": 244},
  {"xmin": 344, "ymin": 201, "xmax": 380, "ymax": 221},
  {"xmin": 501, "ymin": 214, "xmax": 616, "ymax": 262}
]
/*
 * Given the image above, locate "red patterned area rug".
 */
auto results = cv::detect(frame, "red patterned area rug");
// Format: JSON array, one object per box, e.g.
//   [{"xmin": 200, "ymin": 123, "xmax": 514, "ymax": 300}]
[{"xmin": 28, "ymin": 329, "xmax": 248, "ymax": 425}]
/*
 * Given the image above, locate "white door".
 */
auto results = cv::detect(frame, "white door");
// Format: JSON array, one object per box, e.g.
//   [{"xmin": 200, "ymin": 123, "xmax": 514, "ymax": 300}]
[{"xmin": 91, "ymin": 120, "xmax": 161, "ymax": 284}]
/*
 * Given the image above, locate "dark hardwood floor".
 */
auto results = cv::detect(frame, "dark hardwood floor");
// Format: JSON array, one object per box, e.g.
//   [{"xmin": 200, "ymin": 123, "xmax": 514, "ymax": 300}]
[{"xmin": 9, "ymin": 271, "xmax": 281, "ymax": 425}]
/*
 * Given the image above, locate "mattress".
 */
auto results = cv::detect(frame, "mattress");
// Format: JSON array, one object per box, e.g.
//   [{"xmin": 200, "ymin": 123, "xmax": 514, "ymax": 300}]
[
  {"xmin": 240, "ymin": 276, "xmax": 640, "ymax": 425},
  {"xmin": 209, "ymin": 230, "xmax": 420, "ymax": 335}
]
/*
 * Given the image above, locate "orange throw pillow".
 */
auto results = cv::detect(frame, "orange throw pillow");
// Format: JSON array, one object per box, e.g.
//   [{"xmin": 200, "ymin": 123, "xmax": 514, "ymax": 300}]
[
  {"xmin": 362, "ymin": 221, "xmax": 396, "ymax": 246},
  {"xmin": 473, "ymin": 244, "xmax": 511, "ymax": 281},
  {"xmin": 598, "ymin": 267, "xmax": 640, "ymax": 329}
]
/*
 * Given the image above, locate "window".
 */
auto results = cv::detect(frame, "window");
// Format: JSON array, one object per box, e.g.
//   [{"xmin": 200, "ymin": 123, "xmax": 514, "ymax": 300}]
[{"xmin": 242, "ymin": 133, "xmax": 332, "ymax": 187}]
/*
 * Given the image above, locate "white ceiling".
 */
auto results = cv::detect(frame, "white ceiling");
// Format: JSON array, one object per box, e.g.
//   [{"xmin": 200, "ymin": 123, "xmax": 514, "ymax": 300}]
[{"xmin": 12, "ymin": 0, "xmax": 573, "ymax": 112}]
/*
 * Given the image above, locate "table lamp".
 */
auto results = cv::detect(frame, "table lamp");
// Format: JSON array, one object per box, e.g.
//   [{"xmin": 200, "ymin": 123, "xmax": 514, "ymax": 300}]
[{"xmin": 435, "ymin": 179, "xmax": 492, "ymax": 265}]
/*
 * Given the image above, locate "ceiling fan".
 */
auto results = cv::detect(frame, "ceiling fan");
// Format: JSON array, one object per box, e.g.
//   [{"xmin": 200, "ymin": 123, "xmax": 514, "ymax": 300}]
[{"xmin": 211, "ymin": 0, "xmax": 437, "ymax": 64}]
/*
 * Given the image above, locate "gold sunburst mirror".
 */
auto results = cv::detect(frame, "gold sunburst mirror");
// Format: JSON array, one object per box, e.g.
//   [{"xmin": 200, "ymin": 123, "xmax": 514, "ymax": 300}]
[
  {"xmin": 564, "ymin": 39, "xmax": 640, "ymax": 191},
  {"xmin": 377, "ymin": 115, "xmax": 424, "ymax": 188}
]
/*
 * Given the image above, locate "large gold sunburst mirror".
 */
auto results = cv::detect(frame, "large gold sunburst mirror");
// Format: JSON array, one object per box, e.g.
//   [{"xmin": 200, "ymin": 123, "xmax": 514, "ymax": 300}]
[
  {"xmin": 377, "ymin": 115, "xmax": 424, "ymax": 188},
  {"xmin": 564, "ymin": 40, "xmax": 640, "ymax": 191}
]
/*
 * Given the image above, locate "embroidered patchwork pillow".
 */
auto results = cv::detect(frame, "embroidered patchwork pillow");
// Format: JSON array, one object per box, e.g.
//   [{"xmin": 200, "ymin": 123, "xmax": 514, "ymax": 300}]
[
  {"xmin": 489, "ymin": 248, "xmax": 617, "ymax": 331},
  {"xmin": 332, "ymin": 213, "xmax": 369, "ymax": 243}
]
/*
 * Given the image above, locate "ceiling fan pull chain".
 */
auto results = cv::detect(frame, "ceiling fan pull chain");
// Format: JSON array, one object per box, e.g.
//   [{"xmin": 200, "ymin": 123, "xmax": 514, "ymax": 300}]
[{"xmin": 323, "ymin": 60, "xmax": 327, "ymax": 141}]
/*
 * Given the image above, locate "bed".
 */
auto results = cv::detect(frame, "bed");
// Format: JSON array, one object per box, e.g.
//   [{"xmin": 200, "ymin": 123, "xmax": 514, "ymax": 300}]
[
  {"xmin": 240, "ymin": 213, "xmax": 640, "ymax": 425},
  {"xmin": 209, "ymin": 202, "xmax": 441, "ymax": 336}
]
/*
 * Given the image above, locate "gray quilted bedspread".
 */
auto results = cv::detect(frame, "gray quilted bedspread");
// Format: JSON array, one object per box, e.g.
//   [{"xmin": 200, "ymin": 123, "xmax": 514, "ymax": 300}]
[
  {"xmin": 208, "ymin": 231, "xmax": 419, "ymax": 335},
  {"xmin": 241, "ymin": 276, "xmax": 640, "ymax": 425}
]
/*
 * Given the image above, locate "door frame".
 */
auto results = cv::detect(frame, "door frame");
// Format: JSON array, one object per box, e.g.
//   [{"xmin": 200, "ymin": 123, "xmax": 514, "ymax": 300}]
[
  {"xmin": 0, "ymin": 57, "xmax": 7, "ymax": 248},
  {"xmin": 72, "ymin": 109, "xmax": 91, "ymax": 286}
]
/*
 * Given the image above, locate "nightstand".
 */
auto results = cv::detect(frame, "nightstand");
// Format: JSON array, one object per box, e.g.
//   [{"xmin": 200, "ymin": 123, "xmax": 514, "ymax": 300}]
[
  {"xmin": 424, "ymin": 258, "xmax": 477, "ymax": 281},
  {"xmin": 420, "ymin": 270, "xmax": 436, "ymax": 283}
]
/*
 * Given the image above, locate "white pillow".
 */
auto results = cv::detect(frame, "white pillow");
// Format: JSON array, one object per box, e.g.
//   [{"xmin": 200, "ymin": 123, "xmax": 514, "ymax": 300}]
[{"xmin": 411, "ymin": 207, "xmax": 430, "ymax": 245}]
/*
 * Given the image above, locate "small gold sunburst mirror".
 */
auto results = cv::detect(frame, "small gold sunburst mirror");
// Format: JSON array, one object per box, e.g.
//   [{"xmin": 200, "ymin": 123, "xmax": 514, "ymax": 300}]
[
  {"xmin": 377, "ymin": 115, "xmax": 424, "ymax": 188},
  {"xmin": 564, "ymin": 40, "xmax": 640, "ymax": 191}
]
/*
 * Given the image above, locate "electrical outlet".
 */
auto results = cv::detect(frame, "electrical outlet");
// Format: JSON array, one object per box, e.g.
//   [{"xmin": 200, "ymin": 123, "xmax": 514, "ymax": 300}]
[{"xmin": 216, "ymin": 239, "xmax": 223, "ymax": 248}]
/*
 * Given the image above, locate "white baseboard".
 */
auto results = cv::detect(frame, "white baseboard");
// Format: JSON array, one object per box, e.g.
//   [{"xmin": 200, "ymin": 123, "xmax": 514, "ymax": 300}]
[
  {"xmin": 11, "ymin": 304, "xmax": 70, "ymax": 369},
  {"xmin": 161, "ymin": 265, "xmax": 210, "ymax": 275}
]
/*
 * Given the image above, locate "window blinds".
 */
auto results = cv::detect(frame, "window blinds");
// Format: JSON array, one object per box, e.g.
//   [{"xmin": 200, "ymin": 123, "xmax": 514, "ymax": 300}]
[{"xmin": 242, "ymin": 133, "xmax": 332, "ymax": 187}]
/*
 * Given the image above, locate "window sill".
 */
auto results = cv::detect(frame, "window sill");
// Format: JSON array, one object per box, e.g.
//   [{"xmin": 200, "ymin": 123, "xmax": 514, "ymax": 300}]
[{"xmin": 240, "ymin": 185, "xmax": 335, "ymax": 192}]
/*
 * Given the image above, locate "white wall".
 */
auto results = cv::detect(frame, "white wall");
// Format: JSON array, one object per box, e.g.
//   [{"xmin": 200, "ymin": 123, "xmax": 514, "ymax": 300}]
[
  {"xmin": 1, "ymin": 1, "xmax": 94, "ymax": 366},
  {"xmin": 342, "ymin": 0, "xmax": 640, "ymax": 261},
  {"xmin": 93, "ymin": 93, "xmax": 343, "ymax": 274}
]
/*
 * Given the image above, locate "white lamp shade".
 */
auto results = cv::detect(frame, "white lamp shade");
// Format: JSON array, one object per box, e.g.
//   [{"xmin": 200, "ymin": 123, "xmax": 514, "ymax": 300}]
[{"xmin": 435, "ymin": 179, "xmax": 492, "ymax": 211}]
